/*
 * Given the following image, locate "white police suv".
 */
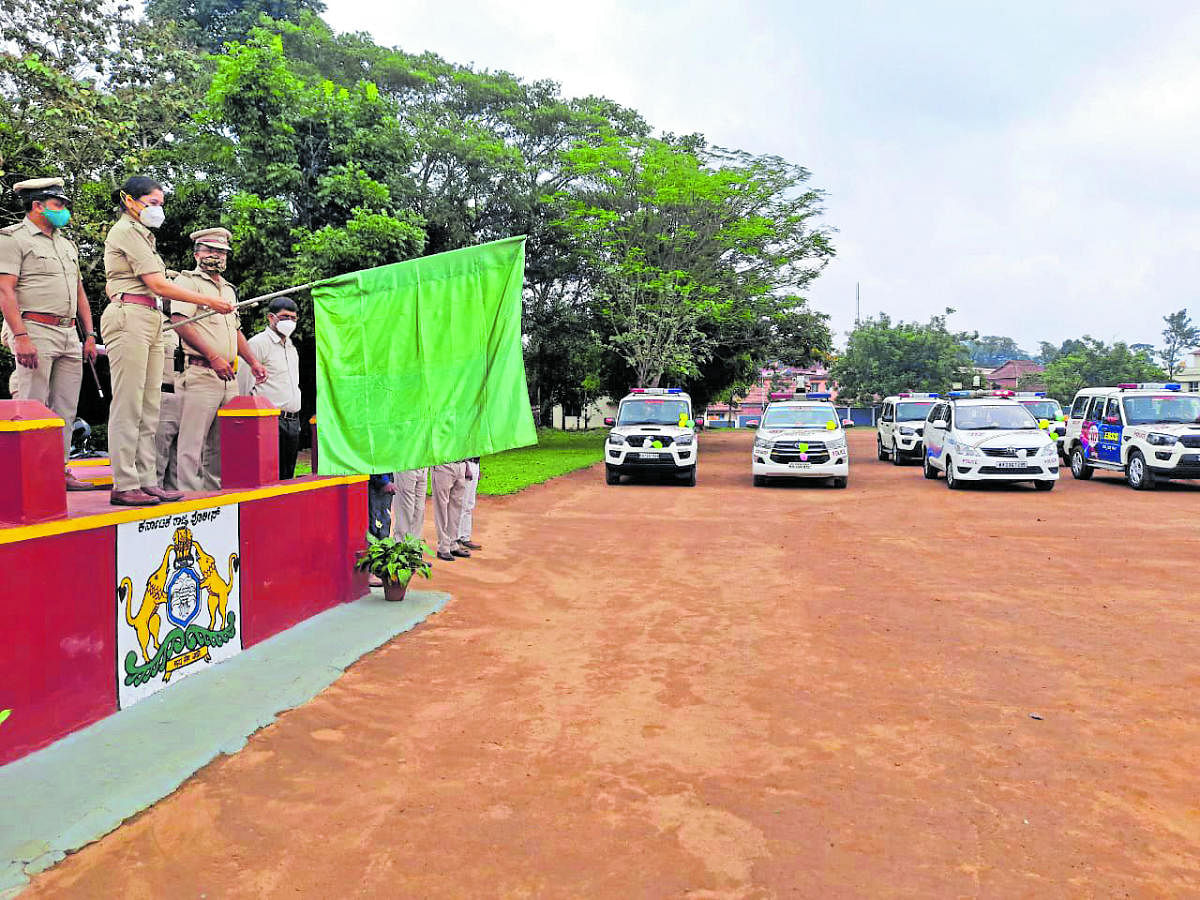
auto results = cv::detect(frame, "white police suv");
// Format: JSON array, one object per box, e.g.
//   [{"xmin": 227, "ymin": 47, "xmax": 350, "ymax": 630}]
[
  {"xmin": 922, "ymin": 391, "xmax": 1060, "ymax": 490},
  {"xmin": 1064, "ymin": 383, "xmax": 1200, "ymax": 490},
  {"xmin": 604, "ymin": 388, "xmax": 698, "ymax": 486},
  {"xmin": 877, "ymin": 393, "xmax": 939, "ymax": 465},
  {"xmin": 751, "ymin": 392, "xmax": 849, "ymax": 488},
  {"xmin": 1013, "ymin": 392, "xmax": 1068, "ymax": 457}
]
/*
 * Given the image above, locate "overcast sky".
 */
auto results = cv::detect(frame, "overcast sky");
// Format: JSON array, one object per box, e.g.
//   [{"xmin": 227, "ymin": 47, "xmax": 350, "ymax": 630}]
[{"xmin": 325, "ymin": 0, "xmax": 1200, "ymax": 352}]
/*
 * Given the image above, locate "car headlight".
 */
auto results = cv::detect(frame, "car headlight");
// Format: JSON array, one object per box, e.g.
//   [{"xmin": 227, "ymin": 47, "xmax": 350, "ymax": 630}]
[
  {"xmin": 1040, "ymin": 443, "xmax": 1058, "ymax": 456},
  {"xmin": 753, "ymin": 437, "xmax": 771, "ymax": 449},
  {"xmin": 899, "ymin": 427, "xmax": 916, "ymax": 436},
  {"xmin": 827, "ymin": 436, "xmax": 847, "ymax": 449},
  {"xmin": 675, "ymin": 433, "xmax": 694, "ymax": 446},
  {"xmin": 1147, "ymin": 432, "xmax": 1178, "ymax": 446},
  {"xmin": 608, "ymin": 433, "xmax": 626, "ymax": 446}
]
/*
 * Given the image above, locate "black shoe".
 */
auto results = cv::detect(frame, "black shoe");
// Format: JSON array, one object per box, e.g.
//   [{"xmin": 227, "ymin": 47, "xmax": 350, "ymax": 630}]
[
  {"xmin": 450, "ymin": 547, "xmax": 471, "ymax": 558},
  {"xmin": 459, "ymin": 540, "xmax": 482, "ymax": 551},
  {"xmin": 436, "ymin": 551, "xmax": 456, "ymax": 562}
]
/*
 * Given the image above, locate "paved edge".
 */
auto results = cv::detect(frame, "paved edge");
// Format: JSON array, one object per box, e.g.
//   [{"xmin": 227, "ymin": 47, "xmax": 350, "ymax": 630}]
[{"xmin": 0, "ymin": 589, "xmax": 450, "ymax": 897}]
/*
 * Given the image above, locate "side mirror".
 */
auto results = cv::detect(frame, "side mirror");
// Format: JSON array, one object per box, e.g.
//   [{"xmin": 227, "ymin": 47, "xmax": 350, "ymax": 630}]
[
  {"xmin": 603, "ymin": 417, "xmax": 615, "ymax": 427},
  {"xmin": 746, "ymin": 421, "xmax": 759, "ymax": 430},
  {"xmin": 842, "ymin": 419, "xmax": 855, "ymax": 427}
]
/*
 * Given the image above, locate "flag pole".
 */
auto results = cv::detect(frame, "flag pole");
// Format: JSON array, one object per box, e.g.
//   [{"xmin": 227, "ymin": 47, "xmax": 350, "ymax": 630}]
[{"xmin": 163, "ymin": 281, "xmax": 319, "ymax": 332}]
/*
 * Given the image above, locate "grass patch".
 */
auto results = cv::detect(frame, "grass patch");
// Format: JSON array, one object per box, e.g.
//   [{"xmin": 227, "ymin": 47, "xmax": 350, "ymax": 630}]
[{"xmin": 479, "ymin": 429, "xmax": 605, "ymax": 495}]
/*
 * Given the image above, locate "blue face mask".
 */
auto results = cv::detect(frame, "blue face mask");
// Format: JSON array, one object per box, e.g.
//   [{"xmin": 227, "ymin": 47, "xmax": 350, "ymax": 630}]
[{"xmin": 42, "ymin": 207, "xmax": 71, "ymax": 229}]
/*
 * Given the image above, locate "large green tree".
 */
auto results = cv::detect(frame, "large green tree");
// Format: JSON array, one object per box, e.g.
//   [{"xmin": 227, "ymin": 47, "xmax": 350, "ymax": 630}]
[
  {"xmin": 1037, "ymin": 337, "xmax": 1164, "ymax": 403},
  {"xmin": 1160, "ymin": 309, "xmax": 1199, "ymax": 378},
  {"xmin": 830, "ymin": 310, "xmax": 972, "ymax": 404}
]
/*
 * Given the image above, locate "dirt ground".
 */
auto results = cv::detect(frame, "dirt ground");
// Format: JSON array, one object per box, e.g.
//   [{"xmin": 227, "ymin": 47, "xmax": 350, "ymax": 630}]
[{"xmin": 27, "ymin": 430, "xmax": 1200, "ymax": 897}]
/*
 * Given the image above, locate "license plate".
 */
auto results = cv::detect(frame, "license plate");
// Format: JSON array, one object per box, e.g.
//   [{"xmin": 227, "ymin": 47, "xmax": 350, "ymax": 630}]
[
  {"xmin": 634, "ymin": 452, "xmax": 664, "ymax": 459},
  {"xmin": 788, "ymin": 462, "xmax": 812, "ymax": 469},
  {"xmin": 994, "ymin": 459, "xmax": 1027, "ymax": 468}
]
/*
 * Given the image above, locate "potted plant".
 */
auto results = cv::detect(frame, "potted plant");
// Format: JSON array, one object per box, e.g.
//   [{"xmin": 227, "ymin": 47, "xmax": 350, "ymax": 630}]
[{"xmin": 354, "ymin": 534, "xmax": 432, "ymax": 602}]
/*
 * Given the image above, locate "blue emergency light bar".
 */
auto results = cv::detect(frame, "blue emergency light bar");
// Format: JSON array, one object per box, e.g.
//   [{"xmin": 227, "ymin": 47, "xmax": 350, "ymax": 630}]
[
  {"xmin": 945, "ymin": 390, "xmax": 975, "ymax": 398},
  {"xmin": 1015, "ymin": 392, "xmax": 1047, "ymax": 398},
  {"xmin": 630, "ymin": 387, "xmax": 684, "ymax": 395},
  {"xmin": 805, "ymin": 392, "xmax": 832, "ymax": 400}
]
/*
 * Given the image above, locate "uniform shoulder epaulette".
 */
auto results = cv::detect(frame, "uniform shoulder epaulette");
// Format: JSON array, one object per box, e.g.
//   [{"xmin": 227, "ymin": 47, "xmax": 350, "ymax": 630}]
[{"xmin": 0, "ymin": 223, "xmax": 22, "ymax": 235}]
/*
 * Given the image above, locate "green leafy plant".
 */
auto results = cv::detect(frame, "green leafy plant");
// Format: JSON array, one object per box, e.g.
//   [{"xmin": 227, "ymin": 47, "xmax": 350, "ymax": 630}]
[{"xmin": 354, "ymin": 533, "xmax": 432, "ymax": 585}]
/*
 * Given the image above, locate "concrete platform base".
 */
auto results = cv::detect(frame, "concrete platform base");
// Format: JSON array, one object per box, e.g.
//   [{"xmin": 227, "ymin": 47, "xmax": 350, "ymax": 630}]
[{"xmin": 0, "ymin": 588, "xmax": 448, "ymax": 897}]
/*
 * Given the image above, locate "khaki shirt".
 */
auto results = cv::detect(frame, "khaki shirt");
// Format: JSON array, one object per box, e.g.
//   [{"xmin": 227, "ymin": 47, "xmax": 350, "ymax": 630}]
[
  {"xmin": 172, "ymin": 269, "xmax": 240, "ymax": 363},
  {"xmin": 0, "ymin": 217, "xmax": 80, "ymax": 318},
  {"xmin": 104, "ymin": 214, "xmax": 165, "ymax": 300}
]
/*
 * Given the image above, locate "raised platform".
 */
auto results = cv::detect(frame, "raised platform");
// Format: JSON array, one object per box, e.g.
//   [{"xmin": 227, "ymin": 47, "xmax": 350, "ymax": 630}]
[{"xmin": 1, "ymin": 473, "xmax": 371, "ymax": 767}]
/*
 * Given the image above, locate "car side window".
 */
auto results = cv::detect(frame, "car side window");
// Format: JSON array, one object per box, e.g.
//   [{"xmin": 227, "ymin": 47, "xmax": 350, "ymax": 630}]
[
  {"xmin": 1088, "ymin": 396, "xmax": 1107, "ymax": 421},
  {"xmin": 1105, "ymin": 398, "xmax": 1122, "ymax": 422},
  {"xmin": 928, "ymin": 404, "xmax": 943, "ymax": 425},
  {"xmin": 944, "ymin": 406, "xmax": 954, "ymax": 428},
  {"xmin": 1070, "ymin": 395, "xmax": 1089, "ymax": 419}
]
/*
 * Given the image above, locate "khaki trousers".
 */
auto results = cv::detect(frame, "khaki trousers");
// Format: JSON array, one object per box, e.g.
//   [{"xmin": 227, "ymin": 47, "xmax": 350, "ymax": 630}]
[
  {"xmin": 101, "ymin": 302, "xmax": 163, "ymax": 492},
  {"xmin": 431, "ymin": 462, "xmax": 466, "ymax": 555},
  {"xmin": 6, "ymin": 320, "xmax": 81, "ymax": 460},
  {"xmin": 177, "ymin": 365, "xmax": 237, "ymax": 491},
  {"xmin": 391, "ymin": 467, "xmax": 428, "ymax": 541},
  {"xmin": 459, "ymin": 459, "xmax": 479, "ymax": 541},
  {"xmin": 156, "ymin": 390, "xmax": 181, "ymax": 490}
]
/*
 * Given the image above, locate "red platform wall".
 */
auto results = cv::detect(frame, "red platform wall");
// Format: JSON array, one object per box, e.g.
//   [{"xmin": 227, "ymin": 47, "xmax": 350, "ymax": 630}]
[{"xmin": 1, "ymin": 529, "xmax": 117, "ymax": 764}]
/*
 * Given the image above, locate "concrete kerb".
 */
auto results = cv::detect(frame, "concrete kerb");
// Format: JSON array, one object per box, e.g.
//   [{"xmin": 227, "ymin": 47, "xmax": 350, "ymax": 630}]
[{"xmin": 0, "ymin": 588, "xmax": 449, "ymax": 897}]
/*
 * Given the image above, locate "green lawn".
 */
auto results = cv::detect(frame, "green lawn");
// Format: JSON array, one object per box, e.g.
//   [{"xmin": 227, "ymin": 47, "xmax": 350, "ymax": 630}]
[
  {"xmin": 297, "ymin": 429, "xmax": 605, "ymax": 494},
  {"xmin": 478, "ymin": 429, "xmax": 605, "ymax": 495}
]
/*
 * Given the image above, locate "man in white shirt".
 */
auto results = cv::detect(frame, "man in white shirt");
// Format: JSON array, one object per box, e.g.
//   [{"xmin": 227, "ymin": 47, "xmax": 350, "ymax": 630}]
[{"xmin": 239, "ymin": 297, "xmax": 302, "ymax": 478}]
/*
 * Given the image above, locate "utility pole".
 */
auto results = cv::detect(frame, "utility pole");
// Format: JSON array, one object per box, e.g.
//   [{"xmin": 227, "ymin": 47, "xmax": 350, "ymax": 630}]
[{"xmin": 855, "ymin": 282, "xmax": 861, "ymax": 325}]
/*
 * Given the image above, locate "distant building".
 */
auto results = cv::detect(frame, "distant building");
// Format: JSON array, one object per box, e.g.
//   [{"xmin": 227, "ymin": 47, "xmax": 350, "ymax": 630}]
[
  {"xmin": 551, "ymin": 397, "xmax": 617, "ymax": 430},
  {"xmin": 703, "ymin": 364, "xmax": 834, "ymax": 427},
  {"xmin": 1175, "ymin": 350, "xmax": 1200, "ymax": 392},
  {"xmin": 988, "ymin": 359, "xmax": 1045, "ymax": 390}
]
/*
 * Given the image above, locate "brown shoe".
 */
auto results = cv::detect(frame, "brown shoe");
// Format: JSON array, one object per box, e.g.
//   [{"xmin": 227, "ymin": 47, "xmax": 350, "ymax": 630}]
[
  {"xmin": 143, "ymin": 486, "xmax": 184, "ymax": 502},
  {"xmin": 65, "ymin": 474, "xmax": 101, "ymax": 492},
  {"xmin": 110, "ymin": 489, "xmax": 161, "ymax": 507},
  {"xmin": 458, "ymin": 540, "xmax": 482, "ymax": 551}
]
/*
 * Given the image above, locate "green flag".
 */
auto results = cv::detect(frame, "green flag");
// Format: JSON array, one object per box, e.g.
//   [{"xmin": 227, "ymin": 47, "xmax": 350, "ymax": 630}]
[{"xmin": 313, "ymin": 236, "xmax": 537, "ymax": 474}]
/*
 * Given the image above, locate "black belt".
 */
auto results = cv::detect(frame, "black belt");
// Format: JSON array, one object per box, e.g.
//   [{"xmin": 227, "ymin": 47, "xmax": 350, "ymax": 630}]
[
  {"xmin": 279, "ymin": 410, "xmax": 300, "ymax": 420},
  {"xmin": 161, "ymin": 383, "xmax": 175, "ymax": 394}
]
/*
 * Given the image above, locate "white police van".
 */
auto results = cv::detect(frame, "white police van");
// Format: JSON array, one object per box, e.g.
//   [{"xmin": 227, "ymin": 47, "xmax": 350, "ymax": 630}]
[
  {"xmin": 877, "ymin": 393, "xmax": 939, "ymax": 465},
  {"xmin": 1064, "ymin": 383, "xmax": 1200, "ymax": 490},
  {"xmin": 751, "ymin": 392, "xmax": 849, "ymax": 488},
  {"xmin": 604, "ymin": 388, "xmax": 698, "ymax": 486},
  {"xmin": 922, "ymin": 391, "xmax": 1060, "ymax": 490},
  {"xmin": 1013, "ymin": 392, "xmax": 1068, "ymax": 457}
]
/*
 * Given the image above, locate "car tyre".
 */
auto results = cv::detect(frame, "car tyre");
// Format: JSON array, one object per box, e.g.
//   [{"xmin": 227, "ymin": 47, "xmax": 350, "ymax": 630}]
[
  {"xmin": 753, "ymin": 474, "xmax": 766, "ymax": 487},
  {"xmin": 945, "ymin": 459, "xmax": 962, "ymax": 490},
  {"xmin": 832, "ymin": 477, "xmax": 848, "ymax": 489},
  {"xmin": 680, "ymin": 466, "xmax": 697, "ymax": 487},
  {"xmin": 877, "ymin": 436, "xmax": 888, "ymax": 461},
  {"xmin": 1126, "ymin": 450, "xmax": 1155, "ymax": 491},
  {"xmin": 1069, "ymin": 446, "xmax": 1093, "ymax": 480},
  {"xmin": 891, "ymin": 445, "xmax": 905, "ymax": 466},
  {"xmin": 605, "ymin": 466, "xmax": 621, "ymax": 485},
  {"xmin": 1034, "ymin": 479, "xmax": 1055, "ymax": 492},
  {"xmin": 923, "ymin": 456, "xmax": 939, "ymax": 480}
]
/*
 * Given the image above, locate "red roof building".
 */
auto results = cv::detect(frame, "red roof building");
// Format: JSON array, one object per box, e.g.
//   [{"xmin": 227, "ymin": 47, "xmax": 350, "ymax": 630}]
[{"xmin": 988, "ymin": 359, "xmax": 1045, "ymax": 390}]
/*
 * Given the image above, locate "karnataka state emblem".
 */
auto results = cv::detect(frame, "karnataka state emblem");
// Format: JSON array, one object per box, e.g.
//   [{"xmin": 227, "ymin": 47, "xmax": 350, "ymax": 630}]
[{"xmin": 119, "ymin": 524, "xmax": 240, "ymax": 689}]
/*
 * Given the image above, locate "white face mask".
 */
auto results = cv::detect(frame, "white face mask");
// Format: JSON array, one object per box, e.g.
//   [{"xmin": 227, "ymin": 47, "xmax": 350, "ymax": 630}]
[
  {"xmin": 275, "ymin": 319, "xmax": 297, "ymax": 338},
  {"xmin": 139, "ymin": 204, "xmax": 165, "ymax": 229}
]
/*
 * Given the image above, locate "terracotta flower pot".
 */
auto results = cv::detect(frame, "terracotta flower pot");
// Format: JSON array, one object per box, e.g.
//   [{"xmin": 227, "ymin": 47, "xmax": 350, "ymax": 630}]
[{"xmin": 382, "ymin": 577, "xmax": 411, "ymax": 602}]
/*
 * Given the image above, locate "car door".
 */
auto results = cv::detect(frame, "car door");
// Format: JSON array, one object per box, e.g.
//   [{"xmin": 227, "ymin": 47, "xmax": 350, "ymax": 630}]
[
  {"xmin": 880, "ymin": 402, "xmax": 895, "ymax": 449},
  {"xmin": 1097, "ymin": 397, "xmax": 1124, "ymax": 465},
  {"xmin": 924, "ymin": 403, "xmax": 947, "ymax": 463},
  {"xmin": 1081, "ymin": 396, "xmax": 1107, "ymax": 461}
]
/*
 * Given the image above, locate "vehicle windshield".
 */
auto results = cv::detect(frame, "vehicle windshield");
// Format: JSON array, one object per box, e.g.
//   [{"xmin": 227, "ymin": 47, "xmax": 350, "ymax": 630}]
[
  {"xmin": 761, "ymin": 405, "xmax": 839, "ymax": 428},
  {"xmin": 896, "ymin": 402, "xmax": 936, "ymax": 421},
  {"xmin": 617, "ymin": 398, "xmax": 691, "ymax": 426},
  {"xmin": 955, "ymin": 404, "xmax": 1039, "ymax": 430},
  {"xmin": 1122, "ymin": 394, "xmax": 1200, "ymax": 425},
  {"xmin": 1017, "ymin": 400, "xmax": 1063, "ymax": 420}
]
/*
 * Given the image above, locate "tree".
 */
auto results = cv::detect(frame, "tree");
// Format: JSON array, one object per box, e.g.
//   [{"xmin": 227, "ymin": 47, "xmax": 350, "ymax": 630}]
[
  {"xmin": 1038, "ymin": 337, "xmax": 1164, "ymax": 403},
  {"xmin": 146, "ymin": 0, "xmax": 327, "ymax": 51},
  {"xmin": 1160, "ymin": 309, "xmax": 1200, "ymax": 378},
  {"xmin": 829, "ymin": 310, "xmax": 971, "ymax": 404},
  {"xmin": 963, "ymin": 335, "xmax": 1031, "ymax": 367}
]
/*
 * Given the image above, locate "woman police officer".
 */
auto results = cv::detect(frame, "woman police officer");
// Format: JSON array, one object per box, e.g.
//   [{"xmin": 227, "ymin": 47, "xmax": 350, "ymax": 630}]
[{"xmin": 102, "ymin": 175, "xmax": 235, "ymax": 507}]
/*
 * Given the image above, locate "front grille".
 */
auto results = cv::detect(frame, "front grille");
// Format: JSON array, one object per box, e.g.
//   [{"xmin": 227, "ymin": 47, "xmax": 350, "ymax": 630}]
[
  {"xmin": 623, "ymin": 455, "xmax": 678, "ymax": 467},
  {"xmin": 979, "ymin": 465, "xmax": 1043, "ymax": 475},
  {"xmin": 980, "ymin": 447, "xmax": 1029, "ymax": 458},
  {"xmin": 626, "ymin": 434, "xmax": 674, "ymax": 448},
  {"xmin": 770, "ymin": 449, "xmax": 831, "ymax": 464},
  {"xmin": 1178, "ymin": 435, "xmax": 1200, "ymax": 448},
  {"xmin": 774, "ymin": 440, "xmax": 827, "ymax": 452}
]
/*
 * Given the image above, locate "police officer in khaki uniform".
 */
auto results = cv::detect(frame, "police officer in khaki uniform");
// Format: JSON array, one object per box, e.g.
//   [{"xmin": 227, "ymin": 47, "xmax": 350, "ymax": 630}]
[
  {"xmin": 103, "ymin": 176, "xmax": 235, "ymax": 506},
  {"xmin": 0, "ymin": 177, "xmax": 99, "ymax": 491},
  {"xmin": 155, "ymin": 315, "xmax": 182, "ymax": 489},
  {"xmin": 170, "ymin": 227, "xmax": 266, "ymax": 491}
]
